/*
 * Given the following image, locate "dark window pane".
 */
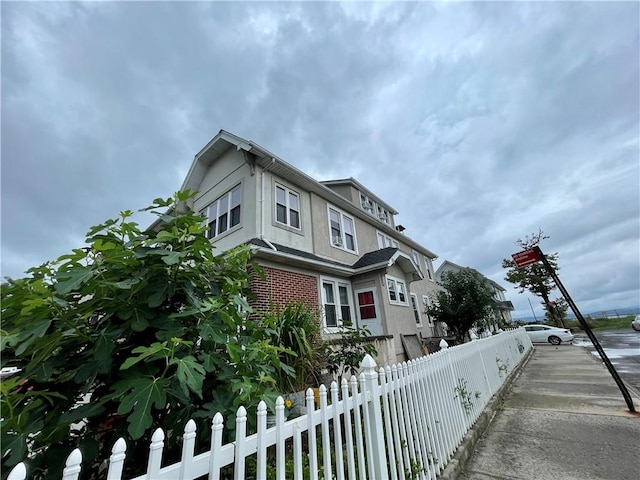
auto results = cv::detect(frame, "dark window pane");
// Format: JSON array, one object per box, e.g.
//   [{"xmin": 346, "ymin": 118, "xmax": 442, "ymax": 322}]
[
  {"xmin": 329, "ymin": 210, "xmax": 341, "ymax": 237},
  {"xmin": 358, "ymin": 292, "xmax": 374, "ymax": 305},
  {"xmin": 341, "ymin": 305, "xmax": 351, "ymax": 323},
  {"xmin": 208, "ymin": 220, "xmax": 216, "ymax": 239},
  {"xmin": 387, "ymin": 279, "xmax": 397, "ymax": 301},
  {"xmin": 325, "ymin": 305, "xmax": 337, "ymax": 327},
  {"xmin": 276, "ymin": 204, "xmax": 287, "ymax": 223},
  {"xmin": 398, "ymin": 282, "xmax": 406, "ymax": 303},
  {"xmin": 290, "ymin": 210, "xmax": 300, "ymax": 228},
  {"xmin": 218, "ymin": 213, "xmax": 228, "ymax": 234},
  {"xmin": 360, "ymin": 305, "xmax": 376, "ymax": 319},
  {"xmin": 411, "ymin": 297, "xmax": 420, "ymax": 324},
  {"xmin": 230, "ymin": 205, "xmax": 241, "ymax": 227}
]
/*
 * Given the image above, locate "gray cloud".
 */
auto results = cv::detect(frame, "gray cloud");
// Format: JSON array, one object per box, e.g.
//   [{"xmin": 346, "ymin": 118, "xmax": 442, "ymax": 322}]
[{"xmin": 2, "ymin": 1, "xmax": 638, "ymax": 319}]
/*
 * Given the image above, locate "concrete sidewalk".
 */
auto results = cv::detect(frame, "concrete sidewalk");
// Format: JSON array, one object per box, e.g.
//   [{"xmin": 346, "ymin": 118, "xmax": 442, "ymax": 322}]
[{"xmin": 457, "ymin": 344, "xmax": 640, "ymax": 480}]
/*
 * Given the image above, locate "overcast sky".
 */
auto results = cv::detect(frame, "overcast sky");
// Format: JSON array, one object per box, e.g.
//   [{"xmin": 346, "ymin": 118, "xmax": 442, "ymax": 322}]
[{"xmin": 2, "ymin": 1, "xmax": 639, "ymax": 320}]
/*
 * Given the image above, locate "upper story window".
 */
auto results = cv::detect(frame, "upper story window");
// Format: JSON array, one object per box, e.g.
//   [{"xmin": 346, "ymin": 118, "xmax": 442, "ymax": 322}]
[
  {"xmin": 275, "ymin": 184, "xmax": 300, "ymax": 229},
  {"xmin": 424, "ymin": 256, "xmax": 434, "ymax": 281},
  {"xmin": 328, "ymin": 207, "xmax": 356, "ymax": 252},
  {"xmin": 377, "ymin": 231, "xmax": 399, "ymax": 250},
  {"xmin": 360, "ymin": 193, "xmax": 390, "ymax": 224},
  {"xmin": 412, "ymin": 250, "xmax": 421, "ymax": 271},
  {"xmin": 386, "ymin": 275, "xmax": 408, "ymax": 306},
  {"xmin": 201, "ymin": 184, "xmax": 242, "ymax": 239}
]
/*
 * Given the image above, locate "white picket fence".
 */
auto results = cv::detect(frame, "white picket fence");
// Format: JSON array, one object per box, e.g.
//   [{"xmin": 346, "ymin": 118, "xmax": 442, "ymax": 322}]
[{"xmin": 8, "ymin": 328, "xmax": 532, "ymax": 480}]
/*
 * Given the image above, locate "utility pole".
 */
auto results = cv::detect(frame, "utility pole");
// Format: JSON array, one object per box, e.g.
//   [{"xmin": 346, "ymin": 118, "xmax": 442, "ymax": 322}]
[{"xmin": 527, "ymin": 297, "xmax": 538, "ymax": 322}]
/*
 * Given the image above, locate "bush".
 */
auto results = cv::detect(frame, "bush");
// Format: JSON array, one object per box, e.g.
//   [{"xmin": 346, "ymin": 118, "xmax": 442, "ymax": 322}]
[
  {"xmin": 1, "ymin": 192, "xmax": 292, "ymax": 479},
  {"xmin": 261, "ymin": 303, "xmax": 324, "ymax": 392}
]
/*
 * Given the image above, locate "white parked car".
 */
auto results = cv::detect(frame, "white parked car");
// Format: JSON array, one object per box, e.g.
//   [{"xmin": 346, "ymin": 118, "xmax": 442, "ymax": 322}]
[
  {"xmin": 0, "ymin": 366, "xmax": 21, "ymax": 379},
  {"xmin": 632, "ymin": 314, "xmax": 640, "ymax": 331},
  {"xmin": 524, "ymin": 325, "xmax": 574, "ymax": 345}
]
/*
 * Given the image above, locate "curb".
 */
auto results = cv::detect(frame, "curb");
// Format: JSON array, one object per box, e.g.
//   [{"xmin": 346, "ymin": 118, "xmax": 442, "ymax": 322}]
[{"xmin": 438, "ymin": 346, "xmax": 535, "ymax": 480}]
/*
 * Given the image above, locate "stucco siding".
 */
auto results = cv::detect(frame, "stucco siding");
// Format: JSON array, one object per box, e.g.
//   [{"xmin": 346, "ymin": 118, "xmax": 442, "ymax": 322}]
[
  {"xmin": 262, "ymin": 171, "xmax": 314, "ymax": 252},
  {"xmin": 192, "ymin": 150, "xmax": 258, "ymax": 252}
]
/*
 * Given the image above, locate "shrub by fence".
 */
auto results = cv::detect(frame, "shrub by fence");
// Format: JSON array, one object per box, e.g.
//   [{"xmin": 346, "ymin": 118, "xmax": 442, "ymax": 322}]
[{"xmin": 8, "ymin": 329, "xmax": 532, "ymax": 480}]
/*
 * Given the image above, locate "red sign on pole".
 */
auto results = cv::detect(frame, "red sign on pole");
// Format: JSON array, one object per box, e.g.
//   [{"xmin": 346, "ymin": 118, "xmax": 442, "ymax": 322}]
[{"xmin": 511, "ymin": 249, "xmax": 541, "ymax": 268}]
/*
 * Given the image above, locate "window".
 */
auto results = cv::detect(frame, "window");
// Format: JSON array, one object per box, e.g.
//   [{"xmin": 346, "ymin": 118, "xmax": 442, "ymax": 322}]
[
  {"xmin": 424, "ymin": 256, "xmax": 434, "ymax": 281},
  {"xmin": 360, "ymin": 192, "xmax": 390, "ymax": 224},
  {"xmin": 321, "ymin": 279, "xmax": 354, "ymax": 330},
  {"xmin": 412, "ymin": 251, "xmax": 421, "ymax": 271},
  {"xmin": 410, "ymin": 294, "xmax": 422, "ymax": 326},
  {"xmin": 339, "ymin": 285, "xmax": 352, "ymax": 324},
  {"xmin": 377, "ymin": 231, "xmax": 399, "ymax": 249},
  {"xmin": 357, "ymin": 291, "xmax": 377, "ymax": 319},
  {"xmin": 201, "ymin": 184, "xmax": 242, "ymax": 239},
  {"xmin": 360, "ymin": 194, "xmax": 374, "ymax": 213},
  {"xmin": 328, "ymin": 207, "xmax": 357, "ymax": 252},
  {"xmin": 275, "ymin": 184, "xmax": 300, "ymax": 229},
  {"xmin": 386, "ymin": 275, "xmax": 408, "ymax": 305},
  {"xmin": 422, "ymin": 295, "xmax": 433, "ymax": 325}
]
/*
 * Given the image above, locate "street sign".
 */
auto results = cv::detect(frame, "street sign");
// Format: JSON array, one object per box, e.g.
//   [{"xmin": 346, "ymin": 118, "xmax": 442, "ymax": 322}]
[{"xmin": 511, "ymin": 248, "xmax": 541, "ymax": 268}]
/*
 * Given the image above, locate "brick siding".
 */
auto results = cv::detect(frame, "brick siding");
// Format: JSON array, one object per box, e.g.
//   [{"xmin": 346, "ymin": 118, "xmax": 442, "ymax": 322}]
[{"xmin": 249, "ymin": 265, "xmax": 319, "ymax": 313}]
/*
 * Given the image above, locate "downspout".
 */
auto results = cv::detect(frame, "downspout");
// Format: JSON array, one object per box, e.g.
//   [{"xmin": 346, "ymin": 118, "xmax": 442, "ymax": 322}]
[{"xmin": 259, "ymin": 158, "xmax": 277, "ymax": 251}]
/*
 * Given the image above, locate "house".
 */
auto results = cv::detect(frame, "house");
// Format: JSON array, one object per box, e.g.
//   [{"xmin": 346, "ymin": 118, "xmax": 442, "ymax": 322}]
[
  {"xmin": 434, "ymin": 260, "xmax": 515, "ymax": 334},
  {"xmin": 178, "ymin": 130, "xmax": 441, "ymax": 364}
]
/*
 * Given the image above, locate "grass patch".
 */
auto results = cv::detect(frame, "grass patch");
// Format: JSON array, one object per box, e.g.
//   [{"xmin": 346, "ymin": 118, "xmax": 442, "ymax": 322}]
[{"xmin": 564, "ymin": 315, "xmax": 635, "ymax": 331}]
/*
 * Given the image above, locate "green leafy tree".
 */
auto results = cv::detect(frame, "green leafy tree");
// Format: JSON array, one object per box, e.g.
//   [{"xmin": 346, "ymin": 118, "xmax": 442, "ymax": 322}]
[
  {"xmin": 426, "ymin": 269, "xmax": 499, "ymax": 344},
  {"xmin": 501, "ymin": 230, "xmax": 565, "ymax": 327},
  {"xmin": 1, "ymin": 192, "xmax": 293, "ymax": 480}
]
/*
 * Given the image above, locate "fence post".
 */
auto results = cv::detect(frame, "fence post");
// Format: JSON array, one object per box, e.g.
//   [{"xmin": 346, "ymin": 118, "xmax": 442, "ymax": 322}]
[
  {"xmin": 62, "ymin": 449, "xmax": 82, "ymax": 480},
  {"xmin": 360, "ymin": 354, "xmax": 389, "ymax": 479},
  {"xmin": 7, "ymin": 463, "xmax": 26, "ymax": 480},
  {"xmin": 106, "ymin": 438, "xmax": 127, "ymax": 480}
]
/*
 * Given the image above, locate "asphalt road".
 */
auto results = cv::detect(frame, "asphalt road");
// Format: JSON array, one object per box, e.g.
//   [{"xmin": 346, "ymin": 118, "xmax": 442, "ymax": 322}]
[{"xmin": 573, "ymin": 329, "xmax": 640, "ymax": 393}]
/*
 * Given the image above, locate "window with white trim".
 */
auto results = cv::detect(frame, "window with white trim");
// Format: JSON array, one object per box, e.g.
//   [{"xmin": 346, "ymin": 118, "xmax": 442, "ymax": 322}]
[
  {"xmin": 360, "ymin": 192, "xmax": 390, "ymax": 224},
  {"xmin": 410, "ymin": 293, "xmax": 422, "ymax": 326},
  {"xmin": 321, "ymin": 278, "xmax": 354, "ymax": 330},
  {"xmin": 377, "ymin": 231, "xmax": 399, "ymax": 249},
  {"xmin": 275, "ymin": 184, "xmax": 300, "ymax": 229},
  {"xmin": 422, "ymin": 295, "xmax": 433, "ymax": 325},
  {"xmin": 424, "ymin": 256, "xmax": 434, "ymax": 281},
  {"xmin": 386, "ymin": 275, "xmax": 408, "ymax": 305},
  {"xmin": 412, "ymin": 250, "xmax": 421, "ymax": 272},
  {"xmin": 201, "ymin": 184, "xmax": 242, "ymax": 239},
  {"xmin": 328, "ymin": 207, "xmax": 356, "ymax": 252}
]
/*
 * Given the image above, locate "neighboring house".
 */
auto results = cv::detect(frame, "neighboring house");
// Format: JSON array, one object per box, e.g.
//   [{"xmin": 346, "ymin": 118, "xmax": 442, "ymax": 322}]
[
  {"xmin": 177, "ymin": 130, "xmax": 440, "ymax": 363},
  {"xmin": 434, "ymin": 260, "xmax": 515, "ymax": 335}
]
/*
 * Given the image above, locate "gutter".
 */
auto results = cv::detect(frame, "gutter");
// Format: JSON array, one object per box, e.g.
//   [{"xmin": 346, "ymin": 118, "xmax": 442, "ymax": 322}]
[{"xmin": 259, "ymin": 158, "xmax": 277, "ymax": 251}]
